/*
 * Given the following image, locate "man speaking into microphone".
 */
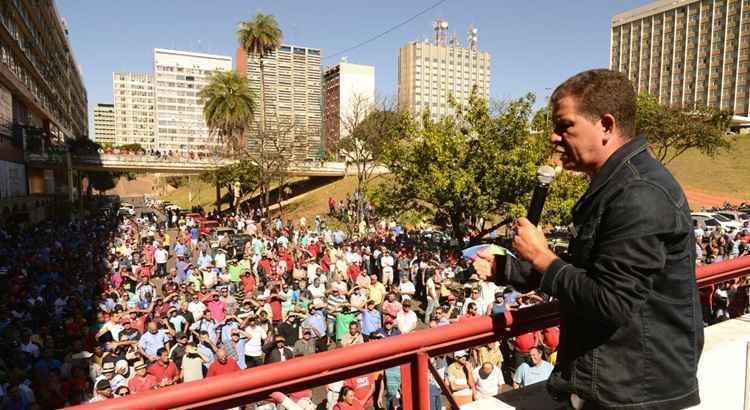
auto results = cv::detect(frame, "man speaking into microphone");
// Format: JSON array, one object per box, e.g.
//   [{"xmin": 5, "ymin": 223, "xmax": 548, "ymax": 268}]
[{"xmin": 477, "ymin": 69, "xmax": 703, "ymax": 409}]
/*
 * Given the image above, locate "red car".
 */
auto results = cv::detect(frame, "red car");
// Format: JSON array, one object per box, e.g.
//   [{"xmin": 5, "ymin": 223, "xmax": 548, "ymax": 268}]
[{"xmin": 199, "ymin": 220, "xmax": 220, "ymax": 235}]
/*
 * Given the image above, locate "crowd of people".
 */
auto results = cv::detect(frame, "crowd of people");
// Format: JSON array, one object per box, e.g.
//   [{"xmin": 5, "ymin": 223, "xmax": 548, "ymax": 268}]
[{"xmin": 0, "ymin": 194, "xmax": 746, "ymax": 409}]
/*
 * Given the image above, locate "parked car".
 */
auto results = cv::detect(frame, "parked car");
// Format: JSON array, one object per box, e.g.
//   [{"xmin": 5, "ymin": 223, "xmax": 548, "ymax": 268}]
[
  {"xmin": 199, "ymin": 220, "xmax": 220, "ymax": 235},
  {"xmin": 185, "ymin": 213, "xmax": 206, "ymax": 225},
  {"xmin": 691, "ymin": 213, "xmax": 725, "ymax": 233},
  {"xmin": 209, "ymin": 227, "xmax": 236, "ymax": 249},
  {"xmin": 715, "ymin": 210, "xmax": 750, "ymax": 224}
]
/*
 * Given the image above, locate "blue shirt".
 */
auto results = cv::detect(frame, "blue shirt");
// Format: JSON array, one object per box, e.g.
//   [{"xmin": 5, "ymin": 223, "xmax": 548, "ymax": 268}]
[
  {"xmin": 197, "ymin": 343, "xmax": 215, "ymax": 369},
  {"xmin": 190, "ymin": 320, "xmax": 217, "ymax": 344},
  {"xmin": 138, "ymin": 330, "xmax": 169, "ymax": 358},
  {"xmin": 174, "ymin": 243, "xmax": 186, "ymax": 258},
  {"xmin": 175, "ymin": 260, "xmax": 188, "ymax": 284},
  {"xmin": 191, "ymin": 227, "xmax": 199, "ymax": 240},
  {"xmin": 361, "ymin": 309, "xmax": 381, "ymax": 336},
  {"xmin": 513, "ymin": 361, "xmax": 554, "ymax": 387},
  {"xmin": 303, "ymin": 311, "xmax": 326, "ymax": 336},
  {"xmin": 198, "ymin": 254, "xmax": 213, "ymax": 269}
]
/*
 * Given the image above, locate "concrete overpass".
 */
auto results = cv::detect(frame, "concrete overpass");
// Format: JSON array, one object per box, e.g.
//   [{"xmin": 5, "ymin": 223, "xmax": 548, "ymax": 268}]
[{"xmin": 24, "ymin": 152, "xmax": 350, "ymax": 177}]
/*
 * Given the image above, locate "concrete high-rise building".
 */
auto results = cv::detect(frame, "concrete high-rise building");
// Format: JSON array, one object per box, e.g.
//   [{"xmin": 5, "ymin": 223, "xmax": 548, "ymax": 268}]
[
  {"xmin": 93, "ymin": 103, "xmax": 115, "ymax": 145},
  {"xmin": 113, "ymin": 72, "xmax": 155, "ymax": 149},
  {"xmin": 611, "ymin": 0, "xmax": 750, "ymax": 118},
  {"xmin": 323, "ymin": 61, "xmax": 375, "ymax": 150},
  {"xmin": 398, "ymin": 22, "xmax": 491, "ymax": 120},
  {"xmin": 237, "ymin": 44, "xmax": 323, "ymax": 161},
  {"xmin": 154, "ymin": 49, "xmax": 232, "ymax": 153},
  {"xmin": 0, "ymin": 0, "xmax": 88, "ymax": 203}
]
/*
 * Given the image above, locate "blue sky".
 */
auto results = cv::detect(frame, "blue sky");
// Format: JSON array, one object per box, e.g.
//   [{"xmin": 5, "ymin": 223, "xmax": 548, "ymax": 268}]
[{"xmin": 58, "ymin": 0, "xmax": 651, "ymax": 133}]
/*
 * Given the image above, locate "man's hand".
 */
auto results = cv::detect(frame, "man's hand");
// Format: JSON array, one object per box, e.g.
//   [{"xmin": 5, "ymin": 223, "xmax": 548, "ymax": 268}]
[
  {"xmin": 513, "ymin": 218, "xmax": 557, "ymax": 273},
  {"xmin": 472, "ymin": 249, "xmax": 495, "ymax": 282}
]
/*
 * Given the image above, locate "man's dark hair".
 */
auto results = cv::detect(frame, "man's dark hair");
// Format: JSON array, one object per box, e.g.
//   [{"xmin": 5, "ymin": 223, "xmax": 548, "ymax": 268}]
[
  {"xmin": 551, "ymin": 69, "xmax": 637, "ymax": 139},
  {"xmin": 156, "ymin": 347, "xmax": 167, "ymax": 356}
]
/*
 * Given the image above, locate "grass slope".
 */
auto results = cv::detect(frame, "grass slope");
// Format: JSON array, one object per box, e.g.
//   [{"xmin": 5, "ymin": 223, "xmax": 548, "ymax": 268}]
[{"xmin": 667, "ymin": 134, "xmax": 750, "ymax": 207}]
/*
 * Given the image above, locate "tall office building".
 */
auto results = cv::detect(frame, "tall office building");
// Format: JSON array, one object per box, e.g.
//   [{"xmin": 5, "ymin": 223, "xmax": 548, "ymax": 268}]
[
  {"xmin": 113, "ymin": 72, "xmax": 155, "ymax": 149},
  {"xmin": 611, "ymin": 0, "xmax": 750, "ymax": 118},
  {"xmin": 237, "ymin": 44, "xmax": 323, "ymax": 161},
  {"xmin": 323, "ymin": 61, "xmax": 375, "ymax": 149},
  {"xmin": 93, "ymin": 103, "xmax": 115, "ymax": 145},
  {"xmin": 154, "ymin": 49, "xmax": 232, "ymax": 153},
  {"xmin": 0, "ymin": 0, "xmax": 88, "ymax": 200},
  {"xmin": 398, "ymin": 21, "xmax": 491, "ymax": 120}
]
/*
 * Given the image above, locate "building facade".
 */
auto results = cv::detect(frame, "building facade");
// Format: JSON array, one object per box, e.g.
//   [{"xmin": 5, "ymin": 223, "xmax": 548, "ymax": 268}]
[
  {"xmin": 153, "ymin": 48, "xmax": 232, "ymax": 153},
  {"xmin": 113, "ymin": 72, "xmax": 154, "ymax": 149},
  {"xmin": 323, "ymin": 61, "xmax": 375, "ymax": 150},
  {"xmin": 0, "ymin": 0, "xmax": 88, "ymax": 203},
  {"xmin": 93, "ymin": 103, "xmax": 115, "ymax": 145},
  {"xmin": 611, "ymin": 0, "xmax": 750, "ymax": 116},
  {"xmin": 398, "ymin": 37, "xmax": 491, "ymax": 120},
  {"xmin": 237, "ymin": 44, "xmax": 323, "ymax": 161}
]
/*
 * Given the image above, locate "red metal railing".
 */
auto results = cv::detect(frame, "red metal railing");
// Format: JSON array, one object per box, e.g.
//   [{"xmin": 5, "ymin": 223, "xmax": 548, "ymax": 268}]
[{"xmin": 73, "ymin": 256, "xmax": 750, "ymax": 410}]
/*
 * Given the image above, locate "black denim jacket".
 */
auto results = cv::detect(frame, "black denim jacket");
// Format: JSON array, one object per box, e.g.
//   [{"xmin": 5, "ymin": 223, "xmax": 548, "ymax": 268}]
[{"xmin": 504, "ymin": 137, "xmax": 703, "ymax": 409}]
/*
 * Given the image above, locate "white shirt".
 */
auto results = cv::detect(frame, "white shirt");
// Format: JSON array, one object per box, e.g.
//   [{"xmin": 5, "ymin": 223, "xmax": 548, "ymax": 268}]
[
  {"xmin": 381, "ymin": 255, "xmax": 394, "ymax": 272},
  {"xmin": 154, "ymin": 249, "xmax": 168, "ymax": 264},
  {"xmin": 188, "ymin": 301, "xmax": 206, "ymax": 321},
  {"xmin": 399, "ymin": 282, "xmax": 416, "ymax": 301},
  {"xmin": 396, "ymin": 310, "xmax": 418, "ymax": 333},
  {"xmin": 244, "ymin": 326, "xmax": 267, "ymax": 357},
  {"xmin": 462, "ymin": 296, "xmax": 486, "ymax": 316},
  {"xmin": 309, "ymin": 284, "xmax": 326, "ymax": 299},
  {"xmin": 473, "ymin": 366, "xmax": 504, "ymax": 399},
  {"xmin": 214, "ymin": 253, "xmax": 227, "ymax": 269}
]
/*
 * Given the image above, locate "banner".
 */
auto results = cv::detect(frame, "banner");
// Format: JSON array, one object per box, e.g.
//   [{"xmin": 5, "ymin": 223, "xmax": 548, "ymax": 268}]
[
  {"xmin": 0, "ymin": 84, "xmax": 11, "ymax": 137},
  {"xmin": 0, "ymin": 160, "xmax": 26, "ymax": 199}
]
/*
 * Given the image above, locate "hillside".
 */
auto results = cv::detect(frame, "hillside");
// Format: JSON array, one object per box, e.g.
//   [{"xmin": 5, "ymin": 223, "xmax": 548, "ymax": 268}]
[{"xmin": 667, "ymin": 134, "xmax": 750, "ymax": 208}]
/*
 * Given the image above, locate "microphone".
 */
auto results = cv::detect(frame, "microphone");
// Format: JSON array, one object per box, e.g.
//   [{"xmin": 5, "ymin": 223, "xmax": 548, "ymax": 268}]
[{"xmin": 527, "ymin": 165, "xmax": 556, "ymax": 226}]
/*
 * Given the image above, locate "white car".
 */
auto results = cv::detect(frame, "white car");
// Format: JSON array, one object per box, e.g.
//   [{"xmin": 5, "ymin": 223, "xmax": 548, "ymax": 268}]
[
  {"xmin": 118, "ymin": 207, "xmax": 135, "ymax": 216},
  {"xmin": 691, "ymin": 212, "xmax": 742, "ymax": 231},
  {"xmin": 715, "ymin": 210, "xmax": 750, "ymax": 224}
]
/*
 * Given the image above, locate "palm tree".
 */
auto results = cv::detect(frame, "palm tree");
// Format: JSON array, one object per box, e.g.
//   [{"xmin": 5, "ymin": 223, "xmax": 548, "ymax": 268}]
[
  {"xmin": 198, "ymin": 70, "xmax": 255, "ymax": 155},
  {"xmin": 237, "ymin": 13, "xmax": 282, "ymax": 133},
  {"xmin": 199, "ymin": 70, "xmax": 255, "ymax": 212}
]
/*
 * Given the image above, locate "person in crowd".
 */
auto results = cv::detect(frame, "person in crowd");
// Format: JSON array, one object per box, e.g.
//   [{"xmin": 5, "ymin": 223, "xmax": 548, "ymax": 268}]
[
  {"xmin": 512, "ymin": 346, "xmax": 553, "ymax": 389},
  {"xmin": 447, "ymin": 350, "xmax": 475, "ymax": 406}
]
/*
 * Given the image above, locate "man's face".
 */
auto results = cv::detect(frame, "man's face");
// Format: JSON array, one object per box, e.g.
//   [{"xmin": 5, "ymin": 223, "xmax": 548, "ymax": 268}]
[
  {"xmin": 530, "ymin": 348, "xmax": 543, "ymax": 366},
  {"xmin": 160, "ymin": 351, "xmax": 169, "ymax": 363},
  {"xmin": 101, "ymin": 387, "xmax": 113, "ymax": 398},
  {"xmin": 551, "ymin": 96, "xmax": 606, "ymax": 175},
  {"xmin": 148, "ymin": 322, "xmax": 157, "ymax": 334},
  {"xmin": 349, "ymin": 323, "xmax": 359, "ymax": 335}
]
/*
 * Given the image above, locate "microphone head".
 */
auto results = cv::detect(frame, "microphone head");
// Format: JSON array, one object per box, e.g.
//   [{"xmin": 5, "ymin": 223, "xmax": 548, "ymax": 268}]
[{"xmin": 536, "ymin": 165, "xmax": 556, "ymax": 185}]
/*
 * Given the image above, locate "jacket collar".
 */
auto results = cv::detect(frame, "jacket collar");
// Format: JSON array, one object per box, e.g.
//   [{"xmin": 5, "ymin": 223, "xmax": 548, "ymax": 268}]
[{"xmin": 574, "ymin": 136, "xmax": 648, "ymax": 213}]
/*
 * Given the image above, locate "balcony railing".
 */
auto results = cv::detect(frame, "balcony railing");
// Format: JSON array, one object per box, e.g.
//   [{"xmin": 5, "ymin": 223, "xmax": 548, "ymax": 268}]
[{"xmin": 71, "ymin": 256, "xmax": 750, "ymax": 410}]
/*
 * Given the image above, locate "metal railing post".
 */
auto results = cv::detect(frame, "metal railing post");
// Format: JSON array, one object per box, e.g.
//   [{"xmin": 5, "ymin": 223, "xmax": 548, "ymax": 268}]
[
  {"xmin": 414, "ymin": 352, "xmax": 430, "ymax": 410},
  {"xmin": 401, "ymin": 362, "xmax": 413, "ymax": 409}
]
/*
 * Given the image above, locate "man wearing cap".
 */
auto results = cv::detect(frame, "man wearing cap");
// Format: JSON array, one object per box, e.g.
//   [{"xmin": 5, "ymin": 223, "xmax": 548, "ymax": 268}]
[
  {"xmin": 264, "ymin": 336, "xmax": 295, "ymax": 364},
  {"xmin": 128, "ymin": 361, "xmax": 157, "ymax": 393},
  {"xmin": 239, "ymin": 316, "xmax": 267, "ymax": 368},
  {"xmin": 111, "ymin": 360, "xmax": 130, "ymax": 391},
  {"xmin": 181, "ymin": 343, "xmax": 208, "ymax": 382},
  {"xmin": 462, "ymin": 288, "xmax": 486, "ymax": 316},
  {"xmin": 168, "ymin": 307, "xmax": 188, "ymax": 334},
  {"xmin": 89, "ymin": 379, "xmax": 113, "ymax": 403},
  {"xmin": 293, "ymin": 328, "xmax": 316, "ymax": 357},
  {"xmin": 396, "ymin": 300, "xmax": 418, "ymax": 334},
  {"xmin": 277, "ymin": 313, "xmax": 301, "ymax": 346}
]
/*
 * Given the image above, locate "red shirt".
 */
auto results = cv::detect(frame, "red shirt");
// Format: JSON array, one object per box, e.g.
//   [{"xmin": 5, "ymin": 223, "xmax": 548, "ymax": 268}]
[
  {"xmin": 128, "ymin": 374, "xmax": 157, "ymax": 393},
  {"xmin": 333, "ymin": 400, "xmax": 365, "ymax": 410},
  {"xmin": 241, "ymin": 275, "xmax": 256, "ymax": 293},
  {"xmin": 514, "ymin": 331, "xmax": 537, "ymax": 353},
  {"xmin": 147, "ymin": 361, "xmax": 178, "ymax": 383},
  {"xmin": 269, "ymin": 293, "xmax": 283, "ymax": 321},
  {"xmin": 207, "ymin": 358, "xmax": 241, "ymax": 377},
  {"xmin": 344, "ymin": 374, "xmax": 375, "ymax": 406},
  {"xmin": 543, "ymin": 327, "xmax": 560, "ymax": 351},
  {"xmin": 347, "ymin": 264, "xmax": 361, "ymax": 283}
]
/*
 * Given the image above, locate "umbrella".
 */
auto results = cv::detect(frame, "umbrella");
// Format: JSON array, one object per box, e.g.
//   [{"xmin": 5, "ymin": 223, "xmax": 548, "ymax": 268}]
[{"xmin": 461, "ymin": 243, "xmax": 515, "ymax": 259}]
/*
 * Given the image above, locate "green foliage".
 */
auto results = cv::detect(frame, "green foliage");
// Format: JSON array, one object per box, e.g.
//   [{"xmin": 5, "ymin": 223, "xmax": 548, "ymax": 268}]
[
  {"xmin": 199, "ymin": 159, "xmax": 259, "ymax": 198},
  {"xmin": 507, "ymin": 170, "xmax": 589, "ymax": 227},
  {"xmin": 117, "ymin": 143, "xmax": 143, "ymax": 152},
  {"xmin": 237, "ymin": 13, "xmax": 283, "ymax": 59},
  {"xmin": 636, "ymin": 93, "xmax": 733, "ymax": 164},
  {"xmin": 198, "ymin": 70, "xmax": 255, "ymax": 154},
  {"xmin": 87, "ymin": 171, "xmax": 119, "ymax": 192},
  {"xmin": 375, "ymin": 89, "xmax": 561, "ymax": 239}
]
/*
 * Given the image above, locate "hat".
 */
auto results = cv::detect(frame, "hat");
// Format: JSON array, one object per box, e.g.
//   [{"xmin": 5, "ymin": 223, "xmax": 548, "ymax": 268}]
[
  {"xmin": 95, "ymin": 379, "xmax": 111, "ymax": 391},
  {"xmin": 302, "ymin": 328, "xmax": 312, "ymax": 335},
  {"xmin": 102, "ymin": 362, "xmax": 115, "ymax": 373},
  {"xmin": 469, "ymin": 274, "xmax": 480, "ymax": 281},
  {"xmin": 71, "ymin": 351, "xmax": 93, "ymax": 359},
  {"xmin": 115, "ymin": 360, "xmax": 129, "ymax": 372},
  {"xmin": 134, "ymin": 361, "xmax": 148, "ymax": 370},
  {"xmin": 494, "ymin": 291, "xmax": 504, "ymax": 298},
  {"xmin": 454, "ymin": 350, "xmax": 468, "ymax": 358}
]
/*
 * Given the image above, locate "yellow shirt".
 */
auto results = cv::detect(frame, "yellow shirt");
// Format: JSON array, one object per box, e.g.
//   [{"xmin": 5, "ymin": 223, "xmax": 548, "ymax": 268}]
[{"xmin": 368, "ymin": 282, "xmax": 387, "ymax": 305}]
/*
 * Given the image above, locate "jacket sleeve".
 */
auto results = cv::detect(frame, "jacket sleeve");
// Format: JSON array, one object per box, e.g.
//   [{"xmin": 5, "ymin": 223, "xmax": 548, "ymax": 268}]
[{"xmin": 539, "ymin": 182, "xmax": 676, "ymax": 327}]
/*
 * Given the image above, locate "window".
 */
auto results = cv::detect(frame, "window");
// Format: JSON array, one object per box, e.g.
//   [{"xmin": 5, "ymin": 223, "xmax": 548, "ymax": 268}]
[{"xmin": 308, "ymin": 49, "xmax": 320, "ymax": 56}]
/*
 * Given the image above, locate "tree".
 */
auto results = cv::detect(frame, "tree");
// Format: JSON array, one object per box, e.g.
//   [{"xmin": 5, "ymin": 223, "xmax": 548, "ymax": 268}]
[
  {"xmin": 87, "ymin": 171, "xmax": 121, "ymax": 193},
  {"xmin": 199, "ymin": 159, "xmax": 259, "ymax": 212},
  {"xmin": 198, "ymin": 71, "xmax": 255, "ymax": 155},
  {"xmin": 237, "ymin": 13, "xmax": 282, "ymax": 134},
  {"xmin": 375, "ymin": 89, "xmax": 554, "ymax": 240},
  {"xmin": 637, "ymin": 93, "xmax": 733, "ymax": 164},
  {"xmin": 338, "ymin": 95, "xmax": 408, "ymax": 225}
]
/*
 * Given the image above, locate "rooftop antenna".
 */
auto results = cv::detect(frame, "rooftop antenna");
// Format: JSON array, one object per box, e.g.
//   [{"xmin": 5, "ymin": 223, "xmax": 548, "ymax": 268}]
[
  {"xmin": 433, "ymin": 19, "xmax": 449, "ymax": 46},
  {"xmin": 468, "ymin": 25, "xmax": 478, "ymax": 50},
  {"xmin": 449, "ymin": 32, "xmax": 459, "ymax": 47}
]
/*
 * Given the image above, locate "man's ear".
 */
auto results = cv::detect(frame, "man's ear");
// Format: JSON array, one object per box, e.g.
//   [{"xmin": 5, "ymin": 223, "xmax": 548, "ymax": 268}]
[{"xmin": 600, "ymin": 114, "xmax": 616, "ymax": 143}]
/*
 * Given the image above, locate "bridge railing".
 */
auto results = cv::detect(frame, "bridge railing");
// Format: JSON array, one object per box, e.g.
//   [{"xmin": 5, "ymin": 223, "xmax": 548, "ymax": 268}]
[{"xmin": 72, "ymin": 256, "xmax": 750, "ymax": 410}]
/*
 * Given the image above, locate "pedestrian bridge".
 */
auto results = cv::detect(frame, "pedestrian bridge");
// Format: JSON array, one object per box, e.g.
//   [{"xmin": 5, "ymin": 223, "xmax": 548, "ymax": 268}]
[{"xmin": 25, "ymin": 152, "xmax": 350, "ymax": 176}]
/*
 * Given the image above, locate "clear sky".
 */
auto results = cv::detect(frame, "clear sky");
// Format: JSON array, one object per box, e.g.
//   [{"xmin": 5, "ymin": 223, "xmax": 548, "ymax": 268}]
[{"xmin": 57, "ymin": 0, "xmax": 651, "ymax": 134}]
